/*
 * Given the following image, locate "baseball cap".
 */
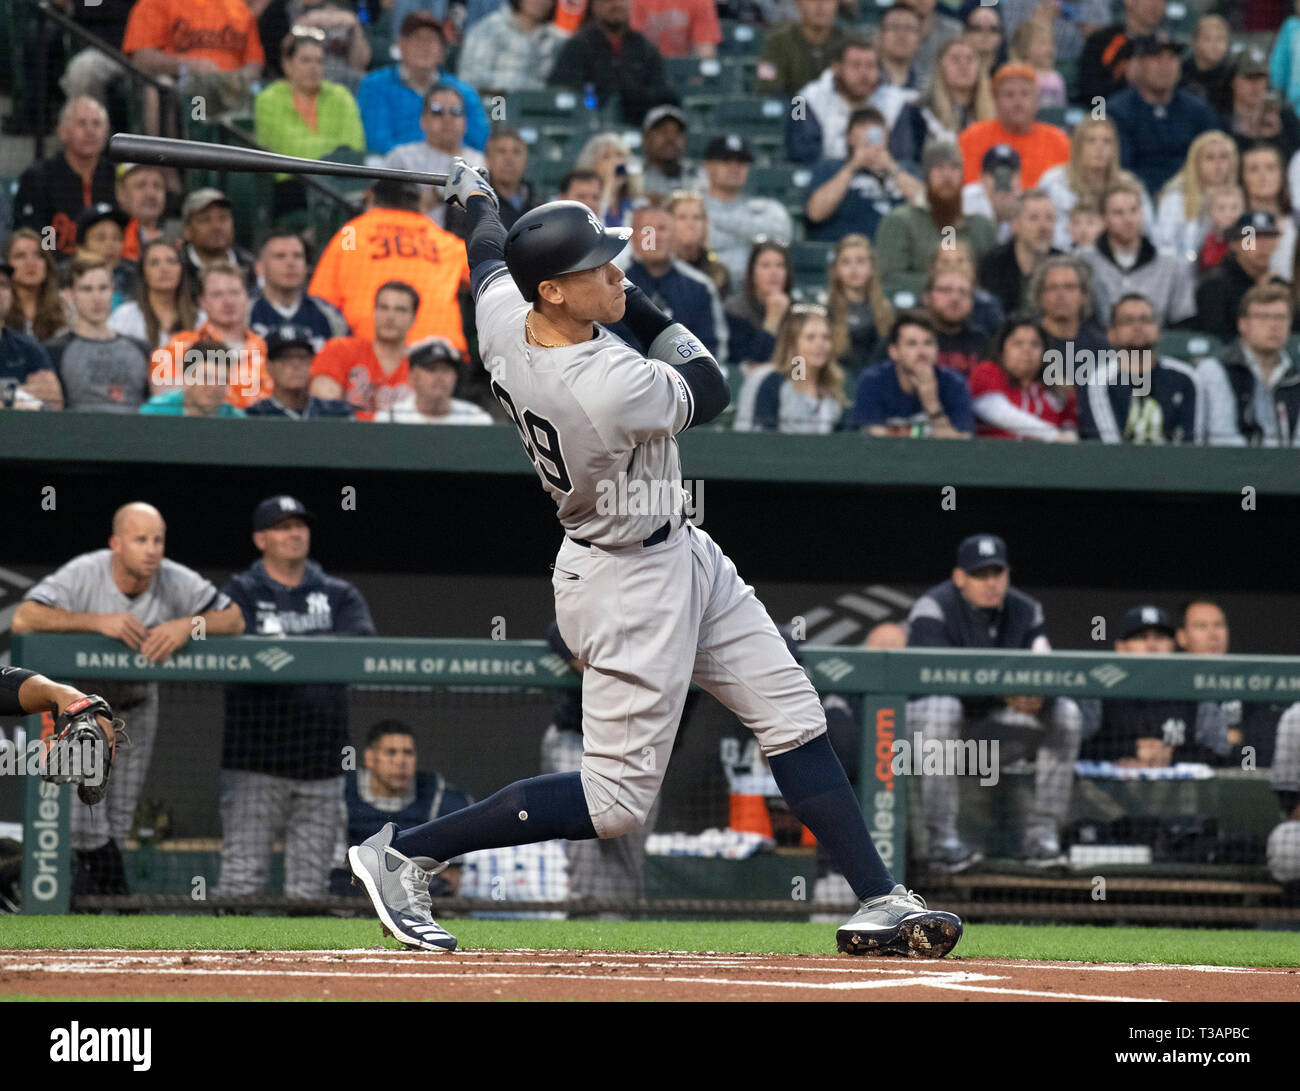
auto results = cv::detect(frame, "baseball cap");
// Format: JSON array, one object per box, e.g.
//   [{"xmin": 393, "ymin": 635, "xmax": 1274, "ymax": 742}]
[
  {"xmin": 922, "ymin": 141, "xmax": 962, "ymax": 174},
  {"xmin": 981, "ymin": 144, "xmax": 1021, "ymax": 174},
  {"xmin": 254, "ymin": 495, "xmax": 315, "ymax": 532},
  {"xmin": 400, "ymin": 10, "xmax": 444, "ymax": 38},
  {"xmin": 115, "ymin": 161, "xmax": 161, "ymax": 183},
  {"xmin": 181, "ymin": 188, "xmax": 232, "ymax": 223},
  {"xmin": 1130, "ymin": 32, "xmax": 1184, "ymax": 57},
  {"xmin": 407, "ymin": 338, "xmax": 462, "ymax": 371},
  {"xmin": 264, "ymin": 324, "xmax": 316, "ymax": 359},
  {"xmin": 956, "ymin": 534, "xmax": 1009, "ymax": 573},
  {"xmin": 991, "ymin": 62, "xmax": 1038, "ymax": 88},
  {"xmin": 1233, "ymin": 47, "xmax": 1270, "ymax": 78},
  {"xmin": 75, "ymin": 202, "xmax": 130, "ymax": 243},
  {"xmin": 643, "ymin": 104, "xmax": 687, "ymax": 132},
  {"xmin": 704, "ymin": 134, "xmax": 753, "ymax": 163},
  {"xmin": 1232, "ymin": 210, "xmax": 1281, "ymax": 238},
  {"xmin": 1119, "ymin": 605, "xmax": 1175, "ymax": 640}
]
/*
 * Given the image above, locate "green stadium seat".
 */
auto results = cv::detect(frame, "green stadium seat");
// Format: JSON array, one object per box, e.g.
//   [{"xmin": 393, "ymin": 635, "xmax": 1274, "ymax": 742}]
[
  {"xmin": 717, "ymin": 20, "xmax": 765, "ymax": 57},
  {"xmin": 1159, "ymin": 330, "xmax": 1222, "ymax": 362},
  {"xmin": 503, "ymin": 88, "xmax": 600, "ymax": 129},
  {"xmin": 665, "ymin": 56, "xmax": 742, "ymax": 96},
  {"xmin": 712, "ymin": 97, "xmax": 788, "ymax": 128},
  {"xmin": 790, "ymin": 240, "xmax": 835, "ymax": 283}
]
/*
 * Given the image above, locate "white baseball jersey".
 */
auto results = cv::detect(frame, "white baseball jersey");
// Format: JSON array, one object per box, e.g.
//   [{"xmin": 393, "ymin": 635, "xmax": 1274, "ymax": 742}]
[{"xmin": 475, "ymin": 265, "xmax": 696, "ymax": 548}]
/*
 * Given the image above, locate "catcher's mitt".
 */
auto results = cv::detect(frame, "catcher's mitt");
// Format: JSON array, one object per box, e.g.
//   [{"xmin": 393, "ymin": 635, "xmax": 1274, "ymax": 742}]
[{"xmin": 43, "ymin": 695, "xmax": 127, "ymax": 806}]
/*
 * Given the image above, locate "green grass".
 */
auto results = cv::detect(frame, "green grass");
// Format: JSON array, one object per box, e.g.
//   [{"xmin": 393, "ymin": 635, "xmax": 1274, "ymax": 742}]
[{"xmin": 3, "ymin": 916, "xmax": 1298, "ymax": 967}]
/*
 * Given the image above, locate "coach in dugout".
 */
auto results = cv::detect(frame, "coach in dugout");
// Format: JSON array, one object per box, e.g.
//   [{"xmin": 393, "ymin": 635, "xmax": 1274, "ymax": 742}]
[
  {"xmin": 217, "ymin": 496, "xmax": 376, "ymax": 901},
  {"xmin": 904, "ymin": 533, "xmax": 1082, "ymax": 873},
  {"xmin": 12, "ymin": 502, "xmax": 244, "ymax": 895}
]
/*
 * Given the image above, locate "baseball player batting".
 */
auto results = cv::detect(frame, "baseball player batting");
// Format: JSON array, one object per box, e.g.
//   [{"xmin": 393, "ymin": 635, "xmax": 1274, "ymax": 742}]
[{"xmin": 347, "ymin": 160, "xmax": 963, "ymax": 958}]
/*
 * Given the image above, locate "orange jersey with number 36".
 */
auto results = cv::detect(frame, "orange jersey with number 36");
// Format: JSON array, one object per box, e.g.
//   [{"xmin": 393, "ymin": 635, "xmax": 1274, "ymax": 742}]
[{"xmin": 308, "ymin": 207, "xmax": 470, "ymax": 352}]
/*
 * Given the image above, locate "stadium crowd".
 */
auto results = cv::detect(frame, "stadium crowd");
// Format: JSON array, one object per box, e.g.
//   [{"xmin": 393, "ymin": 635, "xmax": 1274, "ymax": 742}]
[{"xmin": 1, "ymin": 0, "xmax": 1300, "ymax": 441}]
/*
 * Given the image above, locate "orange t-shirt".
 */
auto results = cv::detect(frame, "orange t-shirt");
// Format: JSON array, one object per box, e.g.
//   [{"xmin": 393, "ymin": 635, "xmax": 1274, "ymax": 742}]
[
  {"xmin": 308, "ymin": 208, "xmax": 470, "ymax": 352},
  {"xmin": 554, "ymin": 0, "xmax": 588, "ymax": 35},
  {"xmin": 160, "ymin": 322, "xmax": 271, "ymax": 409},
  {"xmin": 122, "ymin": 0, "xmax": 266, "ymax": 72},
  {"xmin": 310, "ymin": 337, "xmax": 410, "ymax": 421},
  {"xmin": 958, "ymin": 120, "xmax": 1070, "ymax": 188}
]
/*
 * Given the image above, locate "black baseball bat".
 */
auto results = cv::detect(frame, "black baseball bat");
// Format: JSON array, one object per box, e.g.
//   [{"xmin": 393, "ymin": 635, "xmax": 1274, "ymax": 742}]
[{"xmin": 107, "ymin": 133, "xmax": 450, "ymax": 187}]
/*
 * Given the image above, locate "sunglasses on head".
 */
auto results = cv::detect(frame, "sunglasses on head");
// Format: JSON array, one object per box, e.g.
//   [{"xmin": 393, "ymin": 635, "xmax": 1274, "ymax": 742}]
[
  {"xmin": 428, "ymin": 104, "xmax": 465, "ymax": 117},
  {"xmin": 291, "ymin": 25, "xmax": 327, "ymax": 41}
]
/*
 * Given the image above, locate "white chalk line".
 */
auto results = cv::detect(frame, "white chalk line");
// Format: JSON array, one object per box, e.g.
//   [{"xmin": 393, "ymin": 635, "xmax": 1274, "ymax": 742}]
[{"xmin": 1, "ymin": 961, "xmax": 1173, "ymax": 1000}]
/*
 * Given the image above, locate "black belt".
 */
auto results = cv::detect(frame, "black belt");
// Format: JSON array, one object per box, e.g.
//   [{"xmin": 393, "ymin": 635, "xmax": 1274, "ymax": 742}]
[{"xmin": 571, "ymin": 519, "xmax": 673, "ymax": 550}]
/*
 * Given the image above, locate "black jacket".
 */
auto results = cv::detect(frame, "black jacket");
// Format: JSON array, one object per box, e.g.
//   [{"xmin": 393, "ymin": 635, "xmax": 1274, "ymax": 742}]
[
  {"xmin": 13, "ymin": 153, "xmax": 117, "ymax": 256},
  {"xmin": 1194, "ymin": 254, "xmax": 1282, "ymax": 343},
  {"xmin": 546, "ymin": 26, "xmax": 675, "ymax": 126}
]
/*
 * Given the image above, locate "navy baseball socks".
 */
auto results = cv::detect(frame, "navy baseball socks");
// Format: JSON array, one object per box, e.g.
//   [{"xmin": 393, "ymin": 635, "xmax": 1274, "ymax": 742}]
[
  {"xmin": 766, "ymin": 733, "xmax": 896, "ymax": 901},
  {"xmin": 769, "ymin": 735, "xmax": 963, "ymax": 957},
  {"xmin": 391, "ymin": 771, "xmax": 598, "ymax": 862}
]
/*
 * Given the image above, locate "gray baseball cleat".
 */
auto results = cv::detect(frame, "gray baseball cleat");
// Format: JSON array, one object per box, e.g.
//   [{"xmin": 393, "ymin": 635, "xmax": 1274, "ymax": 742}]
[
  {"xmin": 836, "ymin": 884, "xmax": 963, "ymax": 958},
  {"xmin": 928, "ymin": 837, "xmax": 983, "ymax": 874},
  {"xmin": 348, "ymin": 823, "xmax": 457, "ymax": 952},
  {"xmin": 1022, "ymin": 832, "xmax": 1067, "ymax": 869}
]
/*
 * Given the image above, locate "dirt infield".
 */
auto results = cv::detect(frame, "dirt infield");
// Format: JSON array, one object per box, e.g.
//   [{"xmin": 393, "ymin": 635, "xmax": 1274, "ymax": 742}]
[{"xmin": 2, "ymin": 949, "xmax": 1297, "ymax": 1001}]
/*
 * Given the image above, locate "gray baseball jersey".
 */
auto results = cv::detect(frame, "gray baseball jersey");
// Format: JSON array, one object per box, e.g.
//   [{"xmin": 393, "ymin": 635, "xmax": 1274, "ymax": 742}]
[
  {"xmin": 473, "ymin": 259, "xmax": 825, "ymax": 840},
  {"xmin": 24, "ymin": 549, "xmax": 230, "ymax": 853},
  {"xmin": 476, "ymin": 266, "xmax": 695, "ymax": 548},
  {"xmin": 25, "ymin": 549, "xmax": 229, "ymax": 622}
]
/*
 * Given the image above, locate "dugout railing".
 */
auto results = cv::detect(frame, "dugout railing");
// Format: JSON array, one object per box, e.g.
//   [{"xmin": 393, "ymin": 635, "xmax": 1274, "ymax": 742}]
[{"xmin": 7, "ymin": 634, "xmax": 1298, "ymax": 924}]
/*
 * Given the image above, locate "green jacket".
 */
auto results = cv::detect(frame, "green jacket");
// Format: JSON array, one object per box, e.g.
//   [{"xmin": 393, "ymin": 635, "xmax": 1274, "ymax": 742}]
[
  {"xmin": 254, "ymin": 80, "xmax": 367, "ymax": 181},
  {"xmin": 875, "ymin": 203, "xmax": 998, "ymax": 296},
  {"xmin": 756, "ymin": 25, "xmax": 847, "ymax": 97}
]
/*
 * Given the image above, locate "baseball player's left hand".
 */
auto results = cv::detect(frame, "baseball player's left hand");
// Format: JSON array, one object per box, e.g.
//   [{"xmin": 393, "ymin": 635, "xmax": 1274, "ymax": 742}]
[
  {"xmin": 445, "ymin": 157, "xmax": 497, "ymax": 211},
  {"xmin": 139, "ymin": 617, "xmax": 191, "ymax": 662}
]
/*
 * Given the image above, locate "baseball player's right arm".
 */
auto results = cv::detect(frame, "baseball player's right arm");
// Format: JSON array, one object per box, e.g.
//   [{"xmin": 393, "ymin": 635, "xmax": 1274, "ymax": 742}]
[{"xmin": 12, "ymin": 601, "xmax": 149, "ymax": 649}]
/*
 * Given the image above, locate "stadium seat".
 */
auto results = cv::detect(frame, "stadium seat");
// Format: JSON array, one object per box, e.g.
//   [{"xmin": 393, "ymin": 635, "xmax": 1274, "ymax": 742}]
[
  {"xmin": 717, "ymin": 20, "xmax": 764, "ymax": 58},
  {"xmin": 1159, "ymin": 330, "xmax": 1222, "ymax": 363},
  {"xmin": 504, "ymin": 89, "xmax": 601, "ymax": 130},
  {"xmin": 748, "ymin": 164, "xmax": 813, "ymax": 203},
  {"xmin": 665, "ymin": 56, "xmax": 742, "ymax": 96},
  {"xmin": 712, "ymin": 98, "xmax": 788, "ymax": 128},
  {"xmin": 790, "ymin": 240, "xmax": 835, "ymax": 284}
]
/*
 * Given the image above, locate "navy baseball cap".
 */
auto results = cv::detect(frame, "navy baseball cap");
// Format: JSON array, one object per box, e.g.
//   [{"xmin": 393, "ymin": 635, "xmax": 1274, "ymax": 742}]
[
  {"xmin": 704, "ymin": 134, "xmax": 753, "ymax": 163},
  {"xmin": 981, "ymin": 144, "xmax": 1020, "ymax": 174},
  {"xmin": 1120, "ymin": 605, "xmax": 1175, "ymax": 640},
  {"xmin": 254, "ymin": 495, "xmax": 315, "ymax": 531},
  {"xmin": 408, "ymin": 339, "xmax": 463, "ymax": 371},
  {"xmin": 75, "ymin": 202, "xmax": 130, "ymax": 243},
  {"xmin": 1232, "ymin": 210, "xmax": 1281, "ymax": 238},
  {"xmin": 264, "ymin": 324, "xmax": 316, "ymax": 359},
  {"xmin": 1130, "ymin": 32, "xmax": 1184, "ymax": 58},
  {"xmin": 957, "ymin": 534, "xmax": 1009, "ymax": 572}
]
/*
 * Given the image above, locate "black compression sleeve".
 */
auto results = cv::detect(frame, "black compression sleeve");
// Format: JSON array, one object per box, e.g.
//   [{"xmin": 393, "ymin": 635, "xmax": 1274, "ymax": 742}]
[
  {"xmin": 621, "ymin": 280, "xmax": 674, "ymax": 345},
  {"xmin": 466, "ymin": 194, "xmax": 508, "ymax": 269},
  {"xmin": 0, "ymin": 666, "xmax": 37, "ymax": 716}
]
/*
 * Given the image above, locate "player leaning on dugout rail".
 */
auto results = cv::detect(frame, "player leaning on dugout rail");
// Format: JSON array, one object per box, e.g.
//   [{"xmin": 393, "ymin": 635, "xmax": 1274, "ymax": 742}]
[{"xmin": 342, "ymin": 156, "xmax": 964, "ymax": 960}]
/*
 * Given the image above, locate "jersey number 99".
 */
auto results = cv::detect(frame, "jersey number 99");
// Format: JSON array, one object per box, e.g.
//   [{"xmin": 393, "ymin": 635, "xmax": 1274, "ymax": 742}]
[{"xmin": 491, "ymin": 380, "xmax": 573, "ymax": 493}]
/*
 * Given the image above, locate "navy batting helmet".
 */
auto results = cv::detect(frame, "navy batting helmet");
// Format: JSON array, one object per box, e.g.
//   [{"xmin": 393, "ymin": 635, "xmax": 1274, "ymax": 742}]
[{"xmin": 504, "ymin": 201, "xmax": 631, "ymax": 303}]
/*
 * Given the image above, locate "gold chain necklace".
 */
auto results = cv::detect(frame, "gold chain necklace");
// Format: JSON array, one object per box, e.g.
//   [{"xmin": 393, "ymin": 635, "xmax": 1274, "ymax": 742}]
[{"xmin": 526, "ymin": 311, "xmax": 567, "ymax": 349}]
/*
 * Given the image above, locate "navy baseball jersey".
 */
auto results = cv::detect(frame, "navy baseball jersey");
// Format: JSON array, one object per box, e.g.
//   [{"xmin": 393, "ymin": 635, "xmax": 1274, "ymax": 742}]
[
  {"xmin": 909, "ymin": 579, "xmax": 1050, "ymax": 718},
  {"xmin": 221, "ymin": 560, "xmax": 376, "ymax": 780},
  {"xmin": 248, "ymin": 293, "xmax": 350, "ymax": 353}
]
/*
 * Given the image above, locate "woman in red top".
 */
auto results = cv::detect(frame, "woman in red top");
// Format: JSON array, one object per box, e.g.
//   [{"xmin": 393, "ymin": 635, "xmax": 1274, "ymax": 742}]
[{"xmin": 968, "ymin": 314, "xmax": 1077, "ymax": 442}]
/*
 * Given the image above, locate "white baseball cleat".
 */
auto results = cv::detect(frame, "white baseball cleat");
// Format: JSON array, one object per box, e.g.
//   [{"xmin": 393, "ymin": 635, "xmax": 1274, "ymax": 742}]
[{"xmin": 348, "ymin": 823, "xmax": 457, "ymax": 952}]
